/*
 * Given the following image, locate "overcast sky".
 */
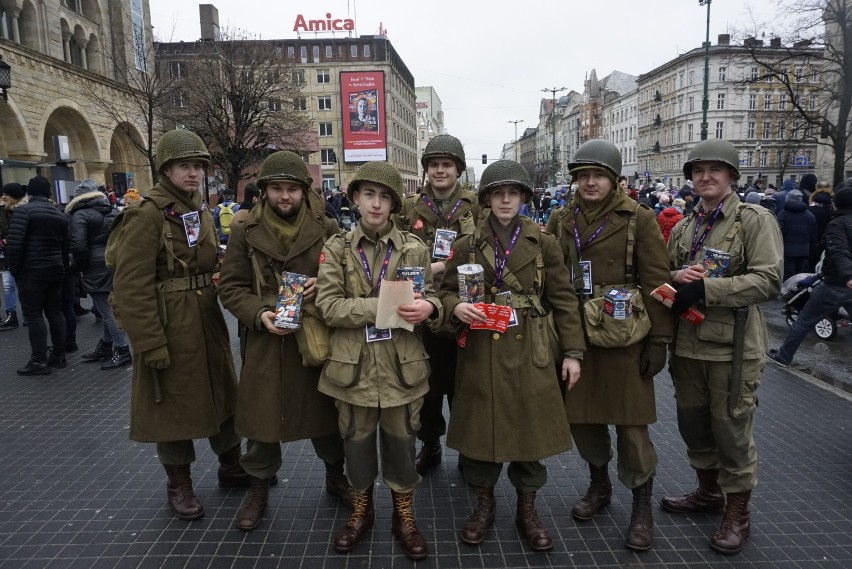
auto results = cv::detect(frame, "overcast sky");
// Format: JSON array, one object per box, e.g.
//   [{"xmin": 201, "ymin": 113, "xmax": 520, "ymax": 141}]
[{"xmin": 150, "ymin": 0, "xmax": 783, "ymax": 172}]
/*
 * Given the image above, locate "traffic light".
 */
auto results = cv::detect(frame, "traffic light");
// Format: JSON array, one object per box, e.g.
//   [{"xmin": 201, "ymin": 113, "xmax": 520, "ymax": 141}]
[{"xmin": 482, "ymin": 154, "xmax": 487, "ymax": 164}]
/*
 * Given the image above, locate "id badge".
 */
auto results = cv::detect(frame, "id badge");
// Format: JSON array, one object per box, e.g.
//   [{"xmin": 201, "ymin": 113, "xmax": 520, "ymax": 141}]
[
  {"xmin": 366, "ymin": 324, "xmax": 392, "ymax": 342},
  {"xmin": 181, "ymin": 211, "xmax": 201, "ymax": 247},
  {"xmin": 576, "ymin": 260, "xmax": 593, "ymax": 295},
  {"xmin": 432, "ymin": 228, "xmax": 457, "ymax": 260},
  {"xmin": 495, "ymin": 291, "xmax": 518, "ymax": 327}
]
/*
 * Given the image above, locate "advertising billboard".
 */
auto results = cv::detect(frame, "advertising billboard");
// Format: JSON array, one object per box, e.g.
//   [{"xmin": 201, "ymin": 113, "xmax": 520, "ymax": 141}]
[{"xmin": 340, "ymin": 71, "xmax": 387, "ymax": 162}]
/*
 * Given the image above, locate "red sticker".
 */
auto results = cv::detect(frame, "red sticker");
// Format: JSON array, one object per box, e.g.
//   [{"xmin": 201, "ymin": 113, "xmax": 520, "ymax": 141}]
[
  {"xmin": 413, "ymin": 219, "xmax": 424, "ymax": 230},
  {"xmin": 448, "ymin": 249, "xmax": 454, "ymax": 261},
  {"xmin": 319, "ymin": 252, "xmax": 326, "ymax": 264}
]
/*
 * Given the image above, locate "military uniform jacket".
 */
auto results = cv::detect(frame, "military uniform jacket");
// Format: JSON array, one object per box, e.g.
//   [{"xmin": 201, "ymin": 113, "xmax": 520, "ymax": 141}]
[
  {"xmin": 667, "ymin": 192, "xmax": 783, "ymax": 360},
  {"xmin": 547, "ymin": 193, "xmax": 674, "ymax": 425},
  {"xmin": 108, "ymin": 182, "xmax": 238, "ymax": 443},
  {"xmin": 439, "ymin": 215, "xmax": 584, "ymax": 463},
  {"xmin": 217, "ymin": 193, "xmax": 341, "ymax": 444},
  {"xmin": 316, "ymin": 223, "xmax": 443, "ymax": 408}
]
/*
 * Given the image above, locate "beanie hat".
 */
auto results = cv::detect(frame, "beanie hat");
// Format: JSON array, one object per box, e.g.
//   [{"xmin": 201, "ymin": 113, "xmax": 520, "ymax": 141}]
[
  {"xmin": 744, "ymin": 192, "xmax": 761, "ymax": 204},
  {"xmin": 834, "ymin": 185, "xmax": 852, "ymax": 210},
  {"xmin": 27, "ymin": 176, "xmax": 52, "ymax": 198},
  {"xmin": 799, "ymin": 173, "xmax": 818, "ymax": 193},
  {"xmin": 813, "ymin": 192, "xmax": 833, "ymax": 205},
  {"xmin": 786, "ymin": 189, "xmax": 803, "ymax": 203},
  {"xmin": 2, "ymin": 182, "xmax": 25, "ymax": 200},
  {"xmin": 75, "ymin": 179, "xmax": 99, "ymax": 197}
]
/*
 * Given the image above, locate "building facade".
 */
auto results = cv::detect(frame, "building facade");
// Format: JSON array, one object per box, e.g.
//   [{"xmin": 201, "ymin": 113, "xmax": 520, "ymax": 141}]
[
  {"xmin": 415, "ymin": 85, "xmax": 444, "ymax": 186},
  {"xmin": 602, "ymin": 89, "xmax": 640, "ymax": 182}
]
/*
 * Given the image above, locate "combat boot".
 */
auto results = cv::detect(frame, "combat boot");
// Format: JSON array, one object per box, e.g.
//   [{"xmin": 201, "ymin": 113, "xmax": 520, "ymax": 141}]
[
  {"xmin": 217, "ymin": 444, "xmax": 251, "ymax": 488},
  {"xmin": 626, "ymin": 479, "xmax": 654, "ymax": 551},
  {"xmin": 660, "ymin": 468, "xmax": 725, "ymax": 514},
  {"xmin": 81, "ymin": 339, "xmax": 113, "ymax": 362},
  {"xmin": 334, "ymin": 485, "xmax": 375, "ymax": 553},
  {"xmin": 0, "ymin": 310, "xmax": 19, "ymax": 330},
  {"xmin": 460, "ymin": 487, "xmax": 496, "ymax": 545},
  {"xmin": 235, "ymin": 475, "xmax": 269, "ymax": 531},
  {"xmin": 101, "ymin": 345, "xmax": 132, "ymax": 370},
  {"xmin": 391, "ymin": 490, "xmax": 428, "ymax": 560},
  {"xmin": 572, "ymin": 462, "xmax": 613, "ymax": 520},
  {"xmin": 515, "ymin": 489, "xmax": 553, "ymax": 551},
  {"xmin": 164, "ymin": 464, "xmax": 204, "ymax": 520},
  {"xmin": 415, "ymin": 439, "xmax": 442, "ymax": 475},
  {"xmin": 710, "ymin": 490, "xmax": 751, "ymax": 555},
  {"xmin": 324, "ymin": 459, "xmax": 353, "ymax": 507}
]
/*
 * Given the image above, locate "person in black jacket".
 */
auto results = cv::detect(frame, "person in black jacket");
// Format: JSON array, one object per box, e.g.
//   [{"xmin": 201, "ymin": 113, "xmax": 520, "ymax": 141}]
[
  {"xmin": 65, "ymin": 180, "xmax": 131, "ymax": 370},
  {"xmin": 769, "ymin": 184, "xmax": 852, "ymax": 365},
  {"xmin": 0, "ymin": 183, "xmax": 26, "ymax": 330},
  {"xmin": 777, "ymin": 189, "xmax": 817, "ymax": 280},
  {"xmin": 6, "ymin": 176, "xmax": 70, "ymax": 375}
]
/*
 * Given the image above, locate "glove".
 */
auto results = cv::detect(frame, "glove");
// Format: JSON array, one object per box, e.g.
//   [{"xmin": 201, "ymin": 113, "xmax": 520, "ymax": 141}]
[
  {"xmin": 142, "ymin": 345, "xmax": 170, "ymax": 370},
  {"xmin": 639, "ymin": 338, "xmax": 668, "ymax": 380},
  {"xmin": 672, "ymin": 279, "xmax": 705, "ymax": 314}
]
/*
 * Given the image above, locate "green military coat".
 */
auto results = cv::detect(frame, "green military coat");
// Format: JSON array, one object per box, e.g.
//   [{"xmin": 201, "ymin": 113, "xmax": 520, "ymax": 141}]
[
  {"xmin": 109, "ymin": 181, "xmax": 238, "ymax": 443},
  {"xmin": 547, "ymin": 192, "xmax": 674, "ymax": 426},
  {"xmin": 217, "ymin": 193, "xmax": 341, "ymax": 444},
  {"xmin": 440, "ymin": 214, "xmax": 585, "ymax": 463}
]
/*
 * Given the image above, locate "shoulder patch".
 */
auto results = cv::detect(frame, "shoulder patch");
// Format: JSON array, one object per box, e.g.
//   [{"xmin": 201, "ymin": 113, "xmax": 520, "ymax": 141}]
[
  {"xmin": 413, "ymin": 219, "xmax": 424, "ymax": 230},
  {"xmin": 319, "ymin": 251, "xmax": 326, "ymax": 264}
]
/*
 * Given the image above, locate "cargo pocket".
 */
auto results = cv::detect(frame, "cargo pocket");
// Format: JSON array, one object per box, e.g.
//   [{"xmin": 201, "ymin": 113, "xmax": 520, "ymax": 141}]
[
  {"xmin": 334, "ymin": 400, "xmax": 355, "ymax": 438},
  {"xmin": 322, "ymin": 336, "xmax": 362, "ymax": 387},
  {"xmin": 398, "ymin": 351, "xmax": 430, "ymax": 387},
  {"xmin": 407, "ymin": 399, "xmax": 424, "ymax": 433},
  {"xmin": 695, "ymin": 309, "xmax": 736, "ymax": 344}
]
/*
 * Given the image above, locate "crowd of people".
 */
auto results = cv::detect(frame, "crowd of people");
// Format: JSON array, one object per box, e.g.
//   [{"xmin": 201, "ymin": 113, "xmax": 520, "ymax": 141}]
[{"xmin": 3, "ymin": 127, "xmax": 851, "ymax": 562}]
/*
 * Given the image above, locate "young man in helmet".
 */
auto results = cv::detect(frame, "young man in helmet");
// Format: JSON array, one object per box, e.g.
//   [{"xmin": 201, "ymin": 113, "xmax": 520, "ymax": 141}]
[
  {"xmin": 662, "ymin": 139, "xmax": 782, "ymax": 555},
  {"xmin": 546, "ymin": 139, "xmax": 674, "ymax": 552},
  {"xmin": 315, "ymin": 161, "xmax": 443, "ymax": 560},
  {"xmin": 107, "ymin": 129, "xmax": 247, "ymax": 521},
  {"xmin": 395, "ymin": 133, "xmax": 481, "ymax": 475},
  {"xmin": 217, "ymin": 151, "xmax": 351, "ymax": 532},
  {"xmin": 440, "ymin": 159, "xmax": 584, "ymax": 552}
]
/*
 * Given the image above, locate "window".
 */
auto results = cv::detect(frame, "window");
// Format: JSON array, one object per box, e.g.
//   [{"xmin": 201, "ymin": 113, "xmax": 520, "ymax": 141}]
[
  {"xmin": 776, "ymin": 149, "xmax": 785, "ymax": 165},
  {"xmin": 749, "ymin": 94, "xmax": 757, "ymax": 110},
  {"xmin": 320, "ymin": 149, "xmax": 335, "ymax": 165},
  {"xmin": 312, "ymin": 46, "xmax": 320, "ymax": 62},
  {"xmin": 746, "ymin": 151, "xmax": 754, "ymax": 167},
  {"xmin": 351, "ymin": 44, "xmax": 358, "ymax": 57},
  {"xmin": 688, "ymin": 70, "xmax": 695, "ymax": 86},
  {"xmin": 795, "ymin": 67, "xmax": 803, "ymax": 82},
  {"xmin": 763, "ymin": 121, "xmax": 771, "ymax": 139},
  {"xmin": 779, "ymin": 94, "xmax": 787, "ymax": 110},
  {"xmin": 267, "ymin": 70, "xmax": 279, "ymax": 85},
  {"xmin": 811, "ymin": 69, "xmax": 818, "ymax": 83},
  {"xmin": 294, "ymin": 97, "xmax": 307, "ymax": 111},
  {"xmin": 287, "ymin": 46, "xmax": 295, "ymax": 58},
  {"xmin": 747, "ymin": 122, "xmax": 755, "ymax": 139},
  {"xmin": 322, "ymin": 175, "xmax": 336, "ymax": 192},
  {"xmin": 717, "ymin": 93, "xmax": 725, "ymax": 110},
  {"xmin": 688, "ymin": 123, "xmax": 694, "ymax": 141},
  {"xmin": 318, "ymin": 96, "xmax": 332, "ymax": 110},
  {"xmin": 170, "ymin": 61, "xmax": 185, "ymax": 78},
  {"xmin": 173, "ymin": 91, "xmax": 186, "ymax": 108},
  {"xmin": 292, "ymin": 69, "xmax": 305, "ymax": 84},
  {"xmin": 809, "ymin": 94, "xmax": 817, "ymax": 110},
  {"xmin": 760, "ymin": 151, "xmax": 768, "ymax": 167},
  {"xmin": 778, "ymin": 120, "xmax": 786, "ymax": 137},
  {"xmin": 319, "ymin": 122, "xmax": 333, "ymax": 137},
  {"xmin": 325, "ymin": 45, "xmax": 332, "ymax": 58},
  {"xmin": 363, "ymin": 44, "xmax": 371, "ymax": 57},
  {"xmin": 317, "ymin": 69, "xmax": 330, "ymax": 84},
  {"xmin": 678, "ymin": 96, "xmax": 684, "ymax": 114},
  {"xmin": 764, "ymin": 94, "xmax": 772, "ymax": 110},
  {"xmin": 268, "ymin": 99, "xmax": 281, "ymax": 112},
  {"xmin": 689, "ymin": 96, "xmax": 695, "ymax": 112},
  {"xmin": 715, "ymin": 121, "xmax": 724, "ymax": 139},
  {"xmin": 750, "ymin": 67, "xmax": 759, "ymax": 81},
  {"xmin": 300, "ymin": 46, "xmax": 307, "ymax": 63},
  {"xmin": 718, "ymin": 66, "xmax": 727, "ymax": 82}
]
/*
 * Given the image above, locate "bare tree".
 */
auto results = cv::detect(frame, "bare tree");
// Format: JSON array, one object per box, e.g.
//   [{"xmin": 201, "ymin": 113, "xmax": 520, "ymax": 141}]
[
  {"xmin": 162, "ymin": 28, "xmax": 314, "ymax": 189},
  {"xmin": 736, "ymin": 0, "xmax": 852, "ymax": 185}
]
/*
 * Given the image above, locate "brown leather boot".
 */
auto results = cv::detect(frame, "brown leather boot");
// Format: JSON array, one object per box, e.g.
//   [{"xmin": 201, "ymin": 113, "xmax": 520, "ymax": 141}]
[
  {"xmin": 325, "ymin": 459, "xmax": 353, "ymax": 507},
  {"xmin": 164, "ymin": 464, "xmax": 204, "ymax": 520},
  {"xmin": 391, "ymin": 490, "xmax": 428, "ymax": 560},
  {"xmin": 217, "ymin": 444, "xmax": 251, "ymax": 488},
  {"xmin": 710, "ymin": 490, "xmax": 751, "ymax": 555},
  {"xmin": 235, "ymin": 475, "xmax": 269, "ymax": 531},
  {"xmin": 571, "ymin": 462, "xmax": 613, "ymax": 521},
  {"xmin": 626, "ymin": 479, "xmax": 654, "ymax": 552},
  {"xmin": 415, "ymin": 439, "xmax": 442, "ymax": 475},
  {"xmin": 660, "ymin": 468, "xmax": 726, "ymax": 514},
  {"xmin": 515, "ymin": 490, "xmax": 553, "ymax": 551},
  {"xmin": 460, "ymin": 487, "xmax": 496, "ymax": 545},
  {"xmin": 334, "ymin": 486, "xmax": 375, "ymax": 553}
]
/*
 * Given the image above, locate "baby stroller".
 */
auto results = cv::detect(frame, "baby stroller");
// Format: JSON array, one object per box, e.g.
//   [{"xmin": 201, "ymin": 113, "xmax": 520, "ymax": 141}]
[{"xmin": 780, "ymin": 272, "xmax": 850, "ymax": 340}]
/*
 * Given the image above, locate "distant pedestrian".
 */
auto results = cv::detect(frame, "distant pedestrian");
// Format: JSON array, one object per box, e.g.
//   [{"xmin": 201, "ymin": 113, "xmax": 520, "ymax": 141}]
[
  {"xmin": 0, "ymin": 182, "xmax": 26, "ymax": 331},
  {"xmin": 777, "ymin": 189, "xmax": 817, "ymax": 280}
]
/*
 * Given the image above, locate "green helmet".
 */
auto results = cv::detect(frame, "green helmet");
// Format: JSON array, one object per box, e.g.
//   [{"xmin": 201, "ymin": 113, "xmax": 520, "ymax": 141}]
[
  {"xmin": 421, "ymin": 134, "xmax": 466, "ymax": 175},
  {"xmin": 348, "ymin": 161, "xmax": 404, "ymax": 213},
  {"xmin": 155, "ymin": 129, "xmax": 210, "ymax": 173},
  {"xmin": 257, "ymin": 151, "xmax": 312, "ymax": 190},
  {"xmin": 477, "ymin": 160, "xmax": 532, "ymax": 205},
  {"xmin": 683, "ymin": 139, "xmax": 741, "ymax": 181},
  {"xmin": 568, "ymin": 139, "xmax": 622, "ymax": 180}
]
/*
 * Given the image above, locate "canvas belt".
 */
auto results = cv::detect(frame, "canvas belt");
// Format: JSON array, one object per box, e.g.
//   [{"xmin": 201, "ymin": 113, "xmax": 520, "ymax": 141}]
[
  {"xmin": 483, "ymin": 293, "xmax": 542, "ymax": 310},
  {"xmin": 158, "ymin": 272, "xmax": 214, "ymax": 293}
]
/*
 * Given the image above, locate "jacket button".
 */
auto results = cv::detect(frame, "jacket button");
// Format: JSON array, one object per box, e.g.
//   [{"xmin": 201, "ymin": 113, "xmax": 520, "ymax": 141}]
[
  {"xmin": 492, "ymin": 333, "xmax": 500, "ymax": 341},
  {"xmin": 515, "ymin": 334, "xmax": 523, "ymax": 341},
  {"xmin": 196, "ymin": 289, "xmax": 203, "ymax": 296}
]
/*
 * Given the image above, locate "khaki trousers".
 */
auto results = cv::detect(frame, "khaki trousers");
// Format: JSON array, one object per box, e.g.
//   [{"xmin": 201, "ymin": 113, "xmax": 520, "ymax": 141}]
[
  {"xmin": 571, "ymin": 423, "xmax": 657, "ymax": 489},
  {"xmin": 156, "ymin": 416, "xmax": 241, "ymax": 465},
  {"xmin": 239, "ymin": 433, "xmax": 346, "ymax": 480},
  {"xmin": 460, "ymin": 455, "xmax": 547, "ymax": 493}
]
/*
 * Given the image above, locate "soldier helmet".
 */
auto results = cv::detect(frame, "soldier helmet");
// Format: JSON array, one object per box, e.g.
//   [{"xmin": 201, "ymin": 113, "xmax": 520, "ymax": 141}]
[
  {"xmin": 683, "ymin": 139, "xmax": 741, "ymax": 181},
  {"xmin": 257, "ymin": 151, "xmax": 313, "ymax": 190},
  {"xmin": 477, "ymin": 160, "xmax": 533, "ymax": 205},
  {"xmin": 421, "ymin": 134, "xmax": 466, "ymax": 175},
  {"xmin": 155, "ymin": 129, "xmax": 210, "ymax": 173},
  {"xmin": 568, "ymin": 139, "xmax": 622, "ymax": 182},
  {"xmin": 348, "ymin": 161, "xmax": 405, "ymax": 213}
]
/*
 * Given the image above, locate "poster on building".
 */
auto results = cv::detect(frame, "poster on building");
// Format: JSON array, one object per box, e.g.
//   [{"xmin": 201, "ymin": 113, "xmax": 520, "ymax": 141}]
[{"xmin": 340, "ymin": 71, "xmax": 387, "ymax": 162}]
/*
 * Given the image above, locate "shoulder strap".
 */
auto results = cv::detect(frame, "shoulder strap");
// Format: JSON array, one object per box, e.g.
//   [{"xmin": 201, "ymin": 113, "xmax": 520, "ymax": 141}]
[
  {"xmin": 718, "ymin": 203, "xmax": 747, "ymax": 255},
  {"xmin": 246, "ymin": 241, "xmax": 266, "ymax": 297},
  {"xmin": 624, "ymin": 203, "xmax": 638, "ymax": 285}
]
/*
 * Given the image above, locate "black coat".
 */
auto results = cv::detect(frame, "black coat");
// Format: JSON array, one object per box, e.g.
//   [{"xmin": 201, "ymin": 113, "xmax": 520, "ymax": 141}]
[
  {"xmin": 6, "ymin": 196, "xmax": 69, "ymax": 281},
  {"xmin": 777, "ymin": 199, "xmax": 817, "ymax": 258},
  {"xmin": 822, "ymin": 210, "xmax": 852, "ymax": 287},
  {"xmin": 65, "ymin": 191, "xmax": 117, "ymax": 293}
]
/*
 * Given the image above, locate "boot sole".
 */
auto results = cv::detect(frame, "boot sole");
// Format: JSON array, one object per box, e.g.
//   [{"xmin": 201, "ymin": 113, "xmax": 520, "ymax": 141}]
[
  {"xmin": 236, "ymin": 507, "xmax": 266, "ymax": 531},
  {"xmin": 460, "ymin": 515, "xmax": 495, "ymax": 545},
  {"xmin": 709, "ymin": 528, "xmax": 749, "ymax": 555},
  {"xmin": 659, "ymin": 500, "xmax": 725, "ymax": 515},
  {"xmin": 625, "ymin": 538, "xmax": 653, "ymax": 552},
  {"xmin": 173, "ymin": 509, "xmax": 204, "ymax": 521},
  {"xmin": 334, "ymin": 518, "xmax": 375, "ymax": 553}
]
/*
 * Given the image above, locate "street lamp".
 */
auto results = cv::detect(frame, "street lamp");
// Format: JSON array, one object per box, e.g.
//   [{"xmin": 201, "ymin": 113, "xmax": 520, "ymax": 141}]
[
  {"xmin": 755, "ymin": 142, "xmax": 762, "ymax": 179},
  {"xmin": 542, "ymin": 87, "xmax": 567, "ymax": 186},
  {"xmin": 507, "ymin": 119, "xmax": 524, "ymax": 163},
  {"xmin": 699, "ymin": 0, "xmax": 712, "ymax": 140},
  {"xmin": 0, "ymin": 54, "xmax": 11, "ymax": 103}
]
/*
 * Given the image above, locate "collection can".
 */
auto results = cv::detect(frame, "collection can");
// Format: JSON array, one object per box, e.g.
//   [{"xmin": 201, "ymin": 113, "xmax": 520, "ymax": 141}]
[
  {"xmin": 457, "ymin": 264, "xmax": 485, "ymax": 303},
  {"xmin": 396, "ymin": 266, "xmax": 425, "ymax": 294},
  {"xmin": 273, "ymin": 271, "xmax": 309, "ymax": 329},
  {"xmin": 701, "ymin": 247, "xmax": 731, "ymax": 278},
  {"xmin": 603, "ymin": 288, "xmax": 633, "ymax": 320}
]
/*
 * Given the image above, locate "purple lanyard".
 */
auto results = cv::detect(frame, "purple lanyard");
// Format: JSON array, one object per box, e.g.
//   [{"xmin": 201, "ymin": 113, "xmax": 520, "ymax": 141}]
[
  {"xmin": 421, "ymin": 194, "xmax": 464, "ymax": 228},
  {"xmin": 356, "ymin": 241, "xmax": 395, "ymax": 295},
  {"xmin": 689, "ymin": 199, "xmax": 725, "ymax": 262},
  {"xmin": 571, "ymin": 207, "xmax": 609, "ymax": 259},
  {"xmin": 493, "ymin": 224, "xmax": 522, "ymax": 289}
]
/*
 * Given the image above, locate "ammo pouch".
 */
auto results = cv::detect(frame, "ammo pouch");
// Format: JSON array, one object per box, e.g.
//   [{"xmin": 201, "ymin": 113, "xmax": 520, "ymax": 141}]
[
  {"xmin": 294, "ymin": 303, "xmax": 331, "ymax": 367},
  {"xmin": 582, "ymin": 285, "xmax": 652, "ymax": 348}
]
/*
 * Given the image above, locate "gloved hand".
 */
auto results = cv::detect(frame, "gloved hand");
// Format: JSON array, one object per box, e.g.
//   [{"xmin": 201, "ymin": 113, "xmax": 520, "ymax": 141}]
[
  {"xmin": 672, "ymin": 279, "xmax": 705, "ymax": 314},
  {"xmin": 639, "ymin": 338, "xmax": 668, "ymax": 380},
  {"xmin": 142, "ymin": 345, "xmax": 170, "ymax": 370}
]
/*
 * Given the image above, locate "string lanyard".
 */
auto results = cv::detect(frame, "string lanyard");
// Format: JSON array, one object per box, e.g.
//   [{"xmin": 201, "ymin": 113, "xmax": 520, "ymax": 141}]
[
  {"xmin": 420, "ymin": 194, "xmax": 464, "ymax": 228},
  {"xmin": 356, "ymin": 240, "xmax": 395, "ymax": 295},
  {"xmin": 688, "ymin": 199, "xmax": 726, "ymax": 262},
  {"xmin": 493, "ymin": 224, "xmax": 522, "ymax": 289},
  {"xmin": 571, "ymin": 206, "xmax": 609, "ymax": 259}
]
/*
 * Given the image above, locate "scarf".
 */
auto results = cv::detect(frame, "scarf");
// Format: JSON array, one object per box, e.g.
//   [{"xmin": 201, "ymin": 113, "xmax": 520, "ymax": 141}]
[
  {"xmin": 261, "ymin": 197, "xmax": 307, "ymax": 256},
  {"xmin": 488, "ymin": 212, "xmax": 520, "ymax": 249},
  {"xmin": 159, "ymin": 178, "xmax": 203, "ymax": 213},
  {"xmin": 574, "ymin": 185, "xmax": 624, "ymax": 226}
]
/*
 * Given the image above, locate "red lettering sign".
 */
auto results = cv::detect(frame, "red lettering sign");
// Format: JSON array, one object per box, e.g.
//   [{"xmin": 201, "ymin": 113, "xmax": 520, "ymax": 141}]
[{"xmin": 293, "ymin": 13, "xmax": 355, "ymax": 32}]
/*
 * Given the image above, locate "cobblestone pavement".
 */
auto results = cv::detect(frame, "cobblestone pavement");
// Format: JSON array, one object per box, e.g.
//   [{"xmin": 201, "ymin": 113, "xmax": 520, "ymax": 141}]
[{"xmin": 1, "ymin": 303, "xmax": 851, "ymax": 569}]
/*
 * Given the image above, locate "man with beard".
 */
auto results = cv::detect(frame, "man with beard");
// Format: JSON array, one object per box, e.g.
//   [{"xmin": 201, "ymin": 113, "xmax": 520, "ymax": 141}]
[{"xmin": 218, "ymin": 151, "xmax": 350, "ymax": 531}]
